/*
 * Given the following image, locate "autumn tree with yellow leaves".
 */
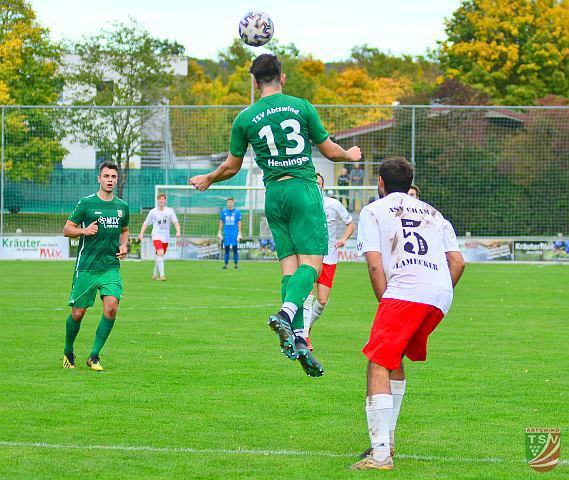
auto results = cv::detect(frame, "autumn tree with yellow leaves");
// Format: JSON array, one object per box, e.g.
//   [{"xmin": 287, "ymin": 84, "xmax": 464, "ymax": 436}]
[
  {"xmin": 0, "ymin": 0, "xmax": 66, "ymax": 187},
  {"xmin": 440, "ymin": 0, "xmax": 569, "ymax": 104}
]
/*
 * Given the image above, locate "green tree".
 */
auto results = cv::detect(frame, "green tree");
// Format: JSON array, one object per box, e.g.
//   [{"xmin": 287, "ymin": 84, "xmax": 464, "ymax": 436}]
[
  {"xmin": 0, "ymin": 0, "xmax": 66, "ymax": 184},
  {"xmin": 440, "ymin": 0, "xmax": 569, "ymax": 104},
  {"xmin": 66, "ymin": 19, "xmax": 183, "ymax": 196}
]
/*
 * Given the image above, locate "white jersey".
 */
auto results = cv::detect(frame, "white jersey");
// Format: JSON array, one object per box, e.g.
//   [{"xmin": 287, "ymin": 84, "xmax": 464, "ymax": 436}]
[
  {"xmin": 144, "ymin": 207, "xmax": 178, "ymax": 243},
  {"xmin": 356, "ymin": 192, "xmax": 460, "ymax": 314},
  {"xmin": 323, "ymin": 196, "xmax": 353, "ymax": 265}
]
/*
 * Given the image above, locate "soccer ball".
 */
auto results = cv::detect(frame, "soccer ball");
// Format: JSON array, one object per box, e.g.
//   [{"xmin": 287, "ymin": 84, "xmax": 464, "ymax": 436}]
[{"xmin": 239, "ymin": 11, "xmax": 274, "ymax": 47}]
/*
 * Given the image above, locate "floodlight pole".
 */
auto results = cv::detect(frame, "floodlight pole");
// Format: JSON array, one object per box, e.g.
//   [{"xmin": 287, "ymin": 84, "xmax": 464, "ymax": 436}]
[
  {"xmin": 248, "ymin": 75, "xmax": 255, "ymax": 237},
  {"xmin": 411, "ymin": 107, "xmax": 416, "ymax": 166},
  {"xmin": 1, "ymin": 108, "xmax": 4, "ymax": 236}
]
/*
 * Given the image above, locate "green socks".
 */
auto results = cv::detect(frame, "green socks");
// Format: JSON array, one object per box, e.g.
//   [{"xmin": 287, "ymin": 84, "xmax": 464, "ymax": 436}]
[
  {"xmin": 64, "ymin": 314, "xmax": 81, "ymax": 354},
  {"xmin": 283, "ymin": 264, "xmax": 318, "ymax": 330},
  {"xmin": 281, "ymin": 275, "xmax": 292, "ymax": 302},
  {"xmin": 91, "ymin": 315, "xmax": 115, "ymax": 357}
]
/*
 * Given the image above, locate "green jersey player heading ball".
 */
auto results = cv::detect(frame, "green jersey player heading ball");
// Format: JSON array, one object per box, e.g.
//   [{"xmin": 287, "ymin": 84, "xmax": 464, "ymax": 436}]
[
  {"xmin": 62, "ymin": 162, "xmax": 130, "ymax": 371},
  {"xmin": 190, "ymin": 54, "xmax": 361, "ymax": 377}
]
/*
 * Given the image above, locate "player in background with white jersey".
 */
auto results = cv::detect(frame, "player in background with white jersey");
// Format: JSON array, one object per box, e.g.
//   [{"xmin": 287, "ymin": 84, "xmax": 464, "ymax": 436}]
[
  {"xmin": 352, "ymin": 157, "xmax": 465, "ymax": 471},
  {"xmin": 301, "ymin": 173, "xmax": 355, "ymax": 349},
  {"xmin": 138, "ymin": 193, "xmax": 181, "ymax": 281}
]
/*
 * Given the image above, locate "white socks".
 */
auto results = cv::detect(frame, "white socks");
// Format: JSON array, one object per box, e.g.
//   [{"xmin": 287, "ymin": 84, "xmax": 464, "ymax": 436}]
[
  {"xmin": 281, "ymin": 301, "xmax": 297, "ymax": 322},
  {"xmin": 301, "ymin": 295, "xmax": 328, "ymax": 338},
  {"xmin": 156, "ymin": 256, "xmax": 165, "ymax": 277},
  {"xmin": 302, "ymin": 295, "xmax": 314, "ymax": 338},
  {"xmin": 366, "ymin": 394, "xmax": 393, "ymax": 460},
  {"xmin": 389, "ymin": 379, "xmax": 406, "ymax": 431},
  {"xmin": 311, "ymin": 300, "xmax": 326, "ymax": 325}
]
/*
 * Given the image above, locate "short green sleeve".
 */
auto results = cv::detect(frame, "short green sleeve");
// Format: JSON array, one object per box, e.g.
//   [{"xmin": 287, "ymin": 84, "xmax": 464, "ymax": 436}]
[
  {"xmin": 68, "ymin": 199, "xmax": 85, "ymax": 225},
  {"xmin": 122, "ymin": 204, "xmax": 130, "ymax": 228},
  {"xmin": 305, "ymin": 101, "xmax": 329, "ymax": 144},
  {"xmin": 229, "ymin": 113, "xmax": 249, "ymax": 157}
]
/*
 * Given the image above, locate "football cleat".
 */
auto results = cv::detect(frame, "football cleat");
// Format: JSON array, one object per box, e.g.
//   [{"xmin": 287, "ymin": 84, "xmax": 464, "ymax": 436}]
[
  {"xmin": 295, "ymin": 337, "xmax": 324, "ymax": 377},
  {"xmin": 159, "ymin": 276, "xmax": 166, "ymax": 281},
  {"xmin": 86, "ymin": 355, "xmax": 104, "ymax": 372},
  {"xmin": 152, "ymin": 274, "xmax": 158, "ymax": 280},
  {"xmin": 222, "ymin": 265, "xmax": 228, "ymax": 270},
  {"xmin": 267, "ymin": 312, "xmax": 296, "ymax": 360},
  {"xmin": 351, "ymin": 455, "xmax": 393, "ymax": 470},
  {"xmin": 63, "ymin": 352, "xmax": 76, "ymax": 369}
]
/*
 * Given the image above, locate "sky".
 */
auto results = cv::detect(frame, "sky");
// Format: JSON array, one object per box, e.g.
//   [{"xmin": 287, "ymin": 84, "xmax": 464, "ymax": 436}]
[{"xmin": 31, "ymin": 0, "xmax": 463, "ymax": 62}]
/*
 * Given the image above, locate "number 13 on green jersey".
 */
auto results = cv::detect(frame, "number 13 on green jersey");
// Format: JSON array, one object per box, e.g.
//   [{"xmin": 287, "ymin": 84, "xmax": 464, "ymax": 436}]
[{"xmin": 229, "ymin": 93, "xmax": 329, "ymax": 187}]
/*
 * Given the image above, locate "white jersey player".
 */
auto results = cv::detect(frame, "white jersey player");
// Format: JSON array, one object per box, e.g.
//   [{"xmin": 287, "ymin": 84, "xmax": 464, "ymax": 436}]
[
  {"xmin": 351, "ymin": 157, "xmax": 464, "ymax": 471},
  {"xmin": 138, "ymin": 193, "xmax": 181, "ymax": 281},
  {"xmin": 302, "ymin": 173, "xmax": 355, "ymax": 348}
]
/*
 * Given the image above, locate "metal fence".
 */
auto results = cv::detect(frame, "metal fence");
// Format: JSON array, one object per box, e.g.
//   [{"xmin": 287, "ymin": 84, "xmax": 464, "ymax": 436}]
[{"xmin": 1, "ymin": 104, "xmax": 568, "ymax": 238}]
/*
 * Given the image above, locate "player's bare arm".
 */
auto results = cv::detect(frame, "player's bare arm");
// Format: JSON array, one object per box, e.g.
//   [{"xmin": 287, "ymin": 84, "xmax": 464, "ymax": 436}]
[
  {"xmin": 446, "ymin": 251, "xmax": 465, "ymax": 287},
  {"xmin": 364, "ymin": 251, "xmax": 387, "ymax": 302},
  {"xmin": 190, "ymin": 153, "xmax": 244, "ymax": 191},
  {"xmin": 316, "ymin": 138, "xmax": 361, "ymax": 163},
  {"xmin": 138, "ymin": 222, "xmax": 148, "ymax": 241},
  {"xmin": 117, "ymin": 227, "xmax": 129, "ymax": 260},
  {"xmin": 335, "ymin": 222, "xmax": 356, "ymax": 248},
  {"xmin": 63, "ymin": 220, "xmax": 98, "ymax": 238},
  {"xmin": 174, "ymin": 221, "xmax": 181, "ymax": 238}
]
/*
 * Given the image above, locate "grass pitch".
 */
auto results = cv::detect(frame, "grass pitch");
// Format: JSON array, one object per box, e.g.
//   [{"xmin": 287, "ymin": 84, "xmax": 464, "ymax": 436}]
[{"xmin": 0, "ymin": 261, "xmax": 568, "ymax": 479}]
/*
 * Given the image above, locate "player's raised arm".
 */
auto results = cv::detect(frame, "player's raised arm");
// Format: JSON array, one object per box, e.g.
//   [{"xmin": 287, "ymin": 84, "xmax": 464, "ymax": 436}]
[
  {"xmin": 316, "ymin": 138, "xmax": 361, "ymax": 163},
  {"xmin": 189, "ymin": 153, "xmax": 244, "ymax": 192}
]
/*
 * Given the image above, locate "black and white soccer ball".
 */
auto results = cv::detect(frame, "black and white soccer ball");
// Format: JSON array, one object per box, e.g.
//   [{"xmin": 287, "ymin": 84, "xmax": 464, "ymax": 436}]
[{"xmin": 239, "ymin": 11, "xmax": 274, "ymax": 47}]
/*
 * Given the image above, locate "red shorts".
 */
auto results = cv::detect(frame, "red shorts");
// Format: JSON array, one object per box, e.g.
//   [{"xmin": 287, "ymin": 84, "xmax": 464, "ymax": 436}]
[
  {"xmin": 363, "ymin": 298, "xmax": 444, "ymax": 370},
  {"xmin": 153, "ymin": 240, "xmax": 169, "ymax": 253},
  {"xmin": 316, "ymin": 263, "xmax": 337, "ymax": 288}
]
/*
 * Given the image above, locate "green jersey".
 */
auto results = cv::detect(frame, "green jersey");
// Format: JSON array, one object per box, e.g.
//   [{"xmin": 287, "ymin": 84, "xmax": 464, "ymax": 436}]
[
  {"xmin": 68, "ymin": 193, "xmax": 130, "ymax": 273},
  {"xmin": 229, "ymin": 93, "xmax": 329, "ymax": 187}
]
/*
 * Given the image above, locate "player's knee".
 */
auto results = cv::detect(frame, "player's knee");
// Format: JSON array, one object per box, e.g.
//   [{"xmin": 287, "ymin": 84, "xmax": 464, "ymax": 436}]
[
  {"xmin": 71, "ymin": 309, "xmax": 86, "ymax": 322},
  {"xmin": 103, "ymin": 301, "xmax": 119, "ymax": 318},
  {"xmin": 157, "ymin": 250, "xmax": 164, "ymax": 256}
]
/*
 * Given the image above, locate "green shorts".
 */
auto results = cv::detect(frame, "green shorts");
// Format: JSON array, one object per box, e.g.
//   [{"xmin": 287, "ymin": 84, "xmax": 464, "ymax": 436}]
[
  {"xmin": 265, "ymin": 177, "xmax": 328, "ymax": 260},
  {"xmin": 68, "ymin": 269, "xmax": 123, "ymax": 308}
]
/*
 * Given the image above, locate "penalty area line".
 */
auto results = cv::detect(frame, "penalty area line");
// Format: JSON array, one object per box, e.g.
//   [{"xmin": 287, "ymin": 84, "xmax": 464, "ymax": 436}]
[{"xmin": 0, "ymin": 441, "xmax": 566, "ymax": 466}]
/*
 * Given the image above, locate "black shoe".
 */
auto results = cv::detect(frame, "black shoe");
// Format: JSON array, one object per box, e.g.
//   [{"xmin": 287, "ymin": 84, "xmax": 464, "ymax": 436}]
[
  {"xmin": 359, "ymin": 447, "xmax": 373, "ymax": 459},
  {"xmin": 63, "ymin": 352, "xmax": 76, "ymax": 369},
  {"xmin": 234, "ymin": 264, "xmax": 238, "ymax": 269},
  {"xmin": 295, "ymin": 337, "xmax": 324, "ymax": 377},
  {"xmin": 86, "ymin": 355, "xmax": 104, "ymax": 371},
  {"xmin": 222, "ymin": 265, "xmax": 228, "ymax": 269},
  {"xmin": 267, "ymin": 312, "xmax": 297, "ymax": 360}
]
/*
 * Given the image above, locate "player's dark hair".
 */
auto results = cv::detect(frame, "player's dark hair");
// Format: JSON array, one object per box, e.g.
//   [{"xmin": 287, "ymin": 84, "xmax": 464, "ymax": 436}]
[
  {"xmin": 250, "ymin": 54, "xmax": 281, "ymax": 86},
  {"xmin": 379, "ymin": 157, "xmax": 414, "ymax": 194},
  {"xmin": 226, "ymin": 197, "xmax": 234, "ymax": 202},
  {"xmin": 99, "ymin": 161, "xmax": 118, "ymax": 174},
  {"xmin": 316, "ymin": 173, "xmax": 324, "ymax": 185},
  {"xmin": 409, "ymin": 184, "xmax": 420, "ymax": 197},
  {"xmin": 157, "ymin": 193, "xmax": 166, "ymax": 199}
]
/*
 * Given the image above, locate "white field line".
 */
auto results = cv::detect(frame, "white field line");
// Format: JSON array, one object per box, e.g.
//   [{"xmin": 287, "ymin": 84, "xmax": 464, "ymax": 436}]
[
  {"xmin": 16, "ymin": 304, "xmax": 277, "ymax": 312},
  {"xmin": 0, "ymin": 441, "xmax": 567, "ymax": 466}
]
